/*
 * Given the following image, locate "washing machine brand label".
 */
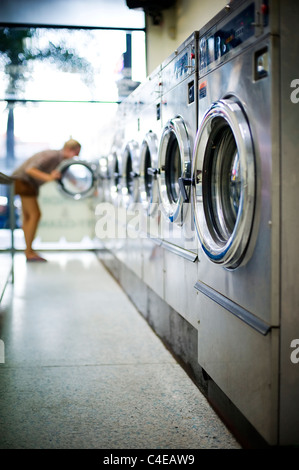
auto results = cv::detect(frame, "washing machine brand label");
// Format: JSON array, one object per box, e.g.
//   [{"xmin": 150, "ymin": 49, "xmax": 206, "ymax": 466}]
[
  {"xmin": 290, "ymin": 79, "xmax": 299, "ymax": 103},
  {"xmin": 199, "ymin": 81, "xmax": 207, "ymax": 99}
]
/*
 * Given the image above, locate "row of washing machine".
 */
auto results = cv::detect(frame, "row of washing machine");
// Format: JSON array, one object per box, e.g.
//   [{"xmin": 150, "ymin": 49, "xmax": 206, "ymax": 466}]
[
  {"xmin": 102, "ymin": 31, "xmax": 199, "ymax": 325},
  {"xmin": 98, "ymin": 0, "xmax": 299, "ymax": 446}
]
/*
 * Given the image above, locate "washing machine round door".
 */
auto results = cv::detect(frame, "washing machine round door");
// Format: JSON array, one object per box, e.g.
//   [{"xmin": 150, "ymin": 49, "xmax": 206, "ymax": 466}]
[
  {"xmin": 122, "ymin": 140, "xmax": 140, "ymax": 207},
  {"xmin": 108, "ymin": 151, "xmax": 122, "ymax": 204},
  {"xmin": 57, "ymin": 160, "xmax": 97, "ymax": 200},
  {"xmin": 98, "ymin": 156, "xmax": 109, "ymax": 202},
  {"xmin": 192, "ymin": 98, "xmax": 255, "ymax": 269},
  {"xmin": 158, "ymin": 117, "xmax": 191, "ymax": 224},
  {"xmin": 139, "ymin": 131, "xmax": 159, "ymax": 216}
]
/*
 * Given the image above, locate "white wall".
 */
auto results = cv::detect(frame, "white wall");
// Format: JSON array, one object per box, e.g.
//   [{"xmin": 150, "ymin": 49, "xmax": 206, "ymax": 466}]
[{"xmin": 146, "ymin": 0, "xmax": 228, "ymax": 74}]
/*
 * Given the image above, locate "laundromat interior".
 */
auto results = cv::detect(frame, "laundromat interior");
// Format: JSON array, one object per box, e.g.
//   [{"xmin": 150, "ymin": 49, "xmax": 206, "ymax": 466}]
[{"xmin": 0, "ymin": 0, "xmax": 299, "ymax": 451}]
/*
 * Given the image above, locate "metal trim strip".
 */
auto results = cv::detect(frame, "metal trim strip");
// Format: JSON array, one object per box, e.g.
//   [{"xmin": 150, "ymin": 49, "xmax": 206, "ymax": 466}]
[
  {"xmin": 194, "ymin": 280, "xmax": 271, "ymax": 335},
  {"xmin": 139, "ymin": 235, "xmax": 163, "ymax": 246},
  {"xmin": 162, "ymin": 241, "xmax": 198, "ymax": 262}
]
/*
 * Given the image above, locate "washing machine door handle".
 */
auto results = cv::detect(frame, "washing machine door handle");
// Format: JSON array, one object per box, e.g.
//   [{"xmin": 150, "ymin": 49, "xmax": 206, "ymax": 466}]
[
  {"xmin": 178, "ymin": 176, "xmax": 194, "ymax": 203},
  {"xmin": 147, "ymin": 167, "xmax": 160, "ymax": 178},
  {"xmin": 130, "ymin": 171, "xmax": 139, "ymax": 179}
]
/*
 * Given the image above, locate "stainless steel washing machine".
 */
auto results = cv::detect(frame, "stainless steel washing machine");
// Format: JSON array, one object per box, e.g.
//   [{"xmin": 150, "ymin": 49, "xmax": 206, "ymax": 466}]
[
  {"xmin": 107, "ymin": 103, "xmax": 125, "ymax": 207},
  {"xmin": 105, "ymin": 83, "xmax": 145, "ymax": 279},
  {"xmin": 97, "ymin": 155, "xmax": 110, "ymax": 204},
  {"xmin": 138, "ymin": 64, "xmax": 162, "ymax": 221},
  {"xmin": 98, "ymin": 102, "xmax": 126, "ymax": 258},
  {"xmin": 120, "ymin": 87, "xmax": 142, "ymax": 210},
  {"xmin": 157, "ymin": 32, "xmax": 200, "ymax": 327},
  {"xmin": 192, "ymin": 0, "xmax": 299, "ymax": 445},
  {"xmin": 137, "ymin": 65, "xmax": 165, "ymax": 298}
]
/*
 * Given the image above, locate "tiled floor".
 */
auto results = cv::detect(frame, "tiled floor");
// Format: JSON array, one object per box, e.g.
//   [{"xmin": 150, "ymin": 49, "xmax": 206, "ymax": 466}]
[{"xmin": 0, "ymin": 251, "xmax": 241, "ymax": 449}]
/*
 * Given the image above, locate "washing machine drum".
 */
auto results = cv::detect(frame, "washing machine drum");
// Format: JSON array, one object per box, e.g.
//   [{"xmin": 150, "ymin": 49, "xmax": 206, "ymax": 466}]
[
  {"xmin": 108, "ymin": 152, "xmax": 122, "ymax": 203},
  {"xmin": 122, "ymin": 140, "xmax": 140, "ymax": 207},
  {"xmin": 158, "ymin": 117, "xmax": 191, "ymax": 224},
  {"xmin": 57, "ymin": 160, "xmax": 97, "ymax": 200},
  {"xmin": 192, "ymin": 98, "xmax": 256, "ymax": 269},
  {"xmin": 139, "ymin": 131, "xmax": 159, "ymax": 216}
]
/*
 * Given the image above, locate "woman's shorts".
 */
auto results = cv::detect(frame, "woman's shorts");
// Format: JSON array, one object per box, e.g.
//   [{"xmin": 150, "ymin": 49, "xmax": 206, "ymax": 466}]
[{"xmin": 14, "ymin": 180, "xmax": 38, "ymax": 197}]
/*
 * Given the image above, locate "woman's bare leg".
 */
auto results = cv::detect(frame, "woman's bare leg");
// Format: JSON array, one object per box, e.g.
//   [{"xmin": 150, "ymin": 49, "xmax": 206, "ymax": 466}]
[{"xmin": 20, "ymin": 196, "xmax": 41, "ymax": 259}]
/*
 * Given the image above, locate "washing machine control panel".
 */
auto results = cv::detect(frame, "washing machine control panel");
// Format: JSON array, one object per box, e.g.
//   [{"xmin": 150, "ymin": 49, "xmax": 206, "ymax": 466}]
[
  {"xmin": 174, "ymin": 45, "xmax": 195, "ymax": 79},
  {"xmin": 199, "ymin": 1, "xmax": 269, "ymax": 74},
  {"xmin": 174, "ymin": 52, "xmax": 189, "ymax": 79},
  {"xmin": 162, "ymin": 41, "xmax": 196, "ymax": 93}
]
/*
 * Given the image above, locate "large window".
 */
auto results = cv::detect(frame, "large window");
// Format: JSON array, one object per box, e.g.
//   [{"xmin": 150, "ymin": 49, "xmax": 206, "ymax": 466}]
[
  {"xmin": 0, "ymin": 27, "xmax": 146, "ymax": 169},
  {"xmin": 0, "ymin": 28, "xmax": 146, "ymax": 103},
  {"xmin": 0, "ymin": 23, "xmax": 146, "ymax": 242}
]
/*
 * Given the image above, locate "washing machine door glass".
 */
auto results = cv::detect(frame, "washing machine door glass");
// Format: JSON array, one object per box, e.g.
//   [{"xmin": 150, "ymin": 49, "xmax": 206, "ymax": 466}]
[
  {"xmin": 208, "ymin": 126, "xmax": 241, "ymax": 237},
  {"xmin": 58, "ymin": 161, "xmax": 96, "ymax": 200},
  {"xmin": 122, "ymin": 140, "xmax": 139, "ymax": 207},
  {"xmin": 144, "ymin": 145, "xmax": 153, "ymax": 198},
  {"xmin": 139, "ymin": 131, "xmax": 159, "ymax": 215},
  {"xmin": 113, "ymin": 158, "xmax": 121, "ymax": 189},
  {"xmin": 158, "ymin": 117, "xmax": 191, "ymax": 223},
  {"xmin": 140, "ymin": 142, "xmax": 153, "ymax": 202},
  {"xmin": 125, "ymin": 150, "xmax": 133, "ymax": 195},
  {"xmin": 192, "ymin": 98, "xmax": 255, "ymax": 268},
  {"xmin": 108, "ymin": 153, "xmax": 121, "ymax": 203},
  {"xmin": 166, "ymin": 134, "xmax": 181, "ymax": 203}
]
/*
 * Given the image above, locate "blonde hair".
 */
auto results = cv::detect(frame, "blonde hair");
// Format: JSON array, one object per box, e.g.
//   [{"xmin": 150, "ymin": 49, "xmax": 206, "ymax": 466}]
[{"xmin": 63, "ymin": 139, "xmax": 81, "ymax": 152}]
